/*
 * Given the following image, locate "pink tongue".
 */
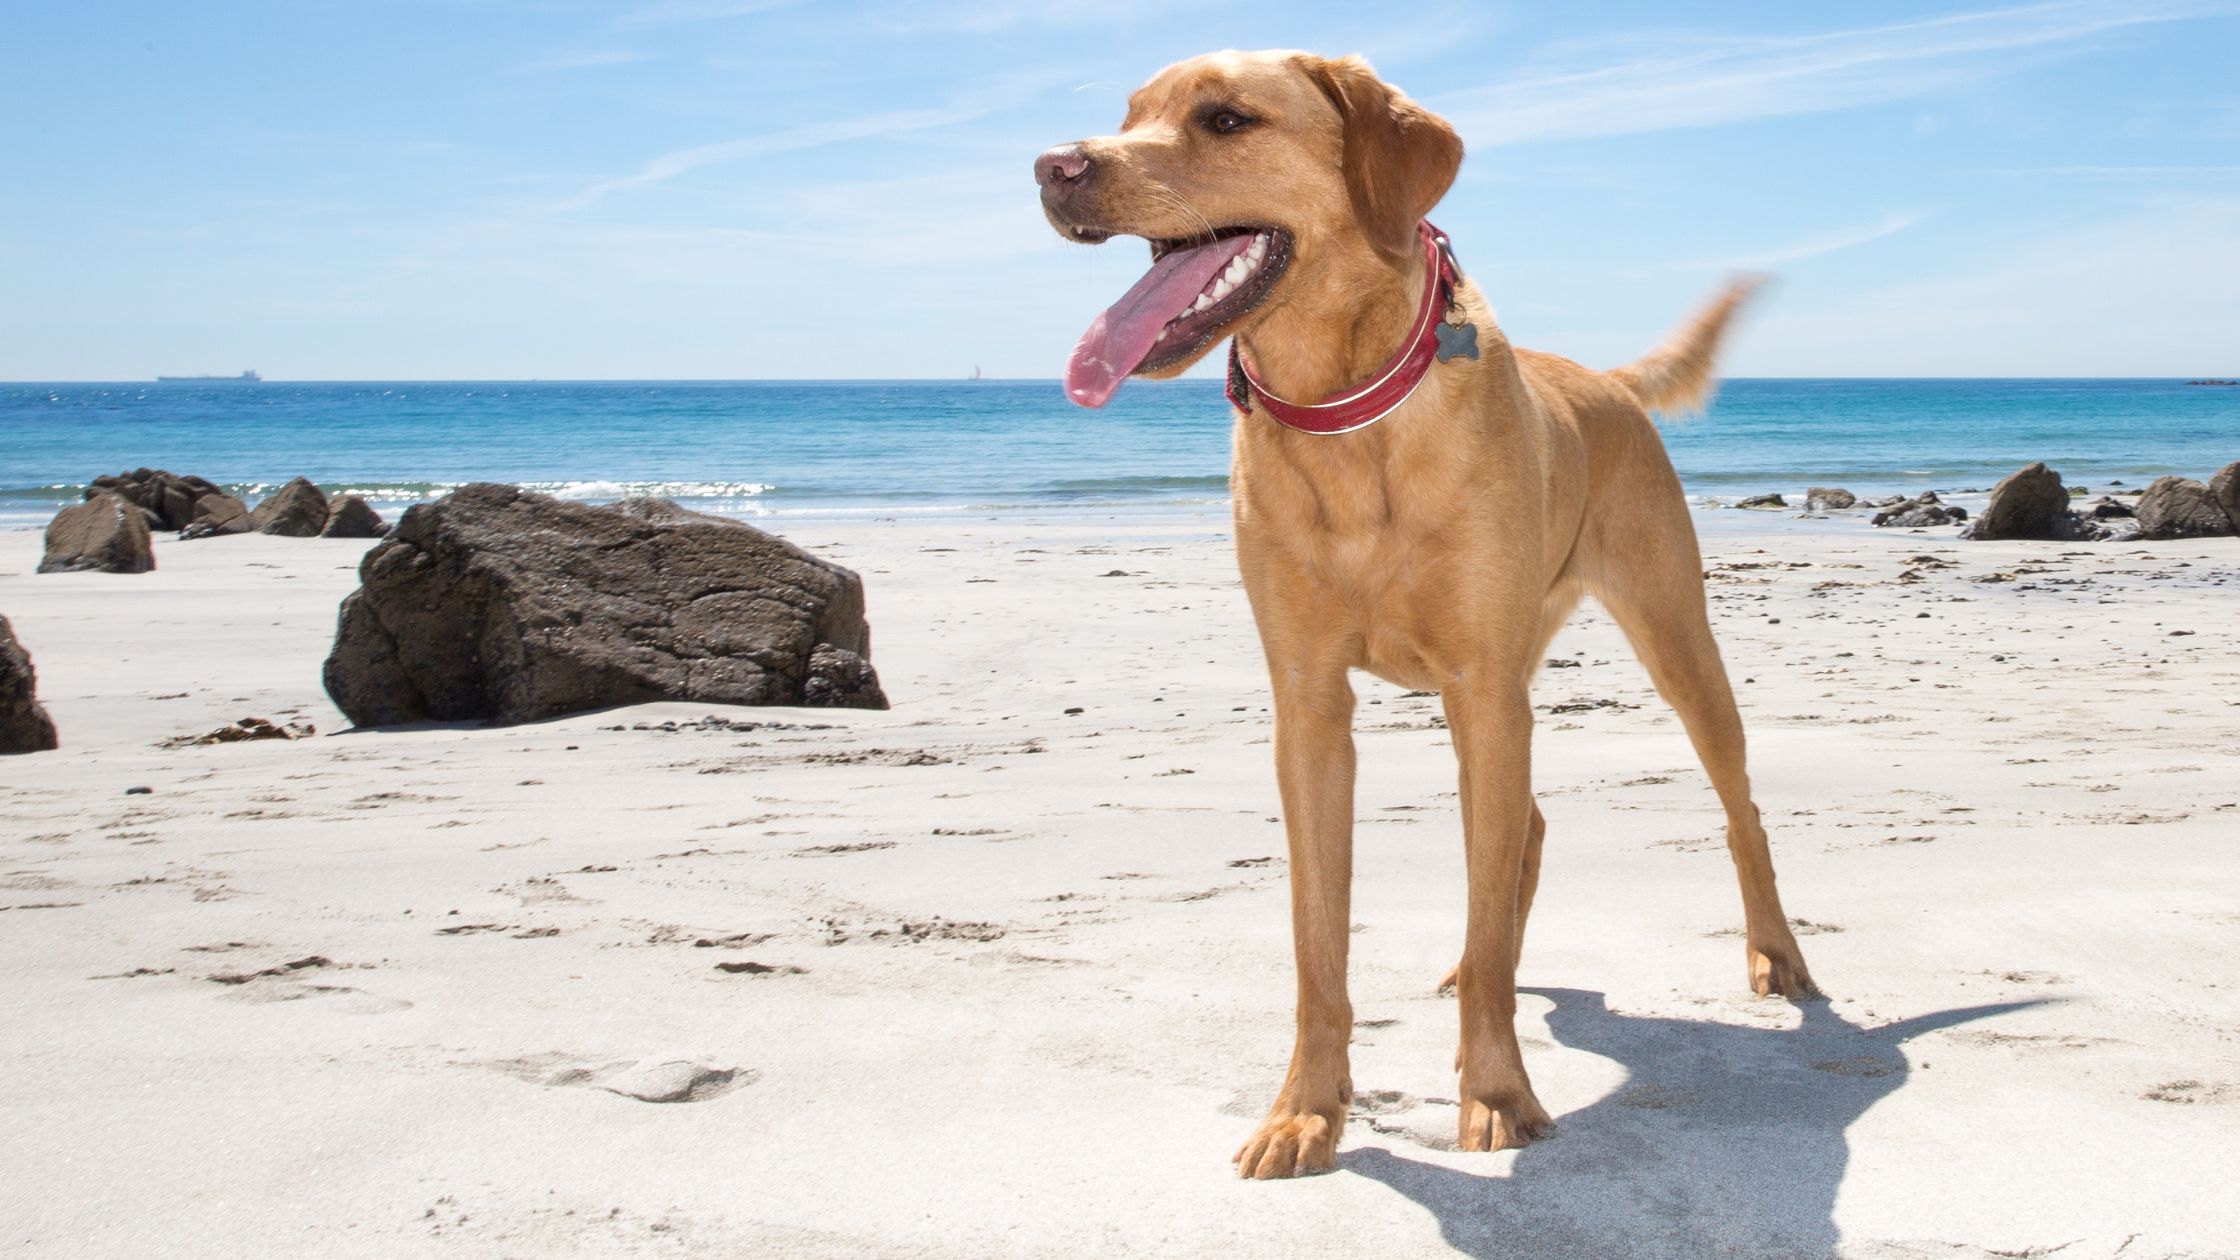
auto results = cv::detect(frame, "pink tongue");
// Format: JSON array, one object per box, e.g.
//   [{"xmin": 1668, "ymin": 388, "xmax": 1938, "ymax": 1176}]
[{"xmin": 1065, "ymin": 234, "xmax": 1255, "ymax": 408}]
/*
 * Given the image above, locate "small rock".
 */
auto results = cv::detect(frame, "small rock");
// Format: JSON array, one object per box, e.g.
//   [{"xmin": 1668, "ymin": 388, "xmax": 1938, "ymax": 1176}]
[
  {"xmin": 1736, "ymin": 493, "xmax": 1787, "ymax": 510},
  {"xmin": 598, "ymin": 1058, "xmax": 741, "ymax": 1104},
  {"xmin": 124, "ymin": 786, "xmax": 153, "ymax": 795},
  {"xmin": 1804, "ymin": 487, "xmax": 1856, "ymax": 511}
]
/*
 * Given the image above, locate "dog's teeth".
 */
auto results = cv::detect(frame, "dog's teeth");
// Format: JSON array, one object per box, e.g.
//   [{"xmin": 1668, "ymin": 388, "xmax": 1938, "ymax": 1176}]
[
  {"xmin": 1210, "ymin": 278, "xmax": 1235, "ymax": 301},
  {"xmin": 1248, "ymin": 236, "xmax": 1268, "ymax": 263},
  {"xmin": 1191, "ymin": 293, "xmax": 1213, "ymax": 313},
  {"xmin": 1224, "ymin": 256, "xmax": 1251, "ymax": 285}
]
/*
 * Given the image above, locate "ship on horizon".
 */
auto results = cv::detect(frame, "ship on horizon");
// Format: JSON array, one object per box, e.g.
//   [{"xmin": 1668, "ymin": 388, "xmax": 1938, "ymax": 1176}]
[{"xmin": 155, "ymin": 370, "xmax": 261, "ymax": 383}]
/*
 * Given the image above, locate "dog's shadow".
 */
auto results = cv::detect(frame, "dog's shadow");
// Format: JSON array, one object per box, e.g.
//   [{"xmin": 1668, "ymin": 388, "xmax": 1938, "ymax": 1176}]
[{"xmin": 1343, "ymin": 988, "xmax": 2038, "ymax": 1258}]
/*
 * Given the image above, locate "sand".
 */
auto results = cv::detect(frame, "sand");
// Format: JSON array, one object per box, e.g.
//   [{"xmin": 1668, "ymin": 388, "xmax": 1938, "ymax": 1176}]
[{"xmin": 2, "ymin": 509, "xmax": 2236, "ymax": 1258}]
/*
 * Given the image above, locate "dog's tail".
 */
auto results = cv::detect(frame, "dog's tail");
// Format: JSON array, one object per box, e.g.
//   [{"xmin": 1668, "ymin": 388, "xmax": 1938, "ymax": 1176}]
[{"xmin": 1609, "ymin": 273, "xmax": 1767, "ymax": 416}]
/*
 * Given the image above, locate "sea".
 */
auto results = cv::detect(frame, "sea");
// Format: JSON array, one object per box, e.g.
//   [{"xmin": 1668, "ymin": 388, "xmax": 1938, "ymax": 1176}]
[{"xmin": 3, "ymin": 378, "xmax": 2235, "ymax": 531}]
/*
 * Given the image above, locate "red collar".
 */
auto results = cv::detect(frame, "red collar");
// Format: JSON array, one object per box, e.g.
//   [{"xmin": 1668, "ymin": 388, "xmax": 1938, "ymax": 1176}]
[{"xmin": 1225, "ymin": 220, "xmax": 1463, "ymax": 435}]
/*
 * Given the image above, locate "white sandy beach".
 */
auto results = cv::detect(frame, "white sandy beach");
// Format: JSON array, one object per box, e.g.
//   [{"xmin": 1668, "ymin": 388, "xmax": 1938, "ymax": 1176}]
[{"xmin": 2, "ymin": 510, "xmax": 2237, "ymax": 1258}]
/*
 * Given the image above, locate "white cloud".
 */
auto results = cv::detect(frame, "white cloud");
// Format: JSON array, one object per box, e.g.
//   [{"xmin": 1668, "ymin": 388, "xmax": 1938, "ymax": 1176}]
[
  {"xmin": 1730, "ymin": 196, "xmax": 2240, "ymax": 374},
  {"xmin": 612, "ymin": 0, "xmax": 798, "ymax": 26},
  {"xmin": 1671, "ymin": 211, "xmax": 1923, "ymax": 271},
  {"xmin": 550, "ymin": 71, "xmax": 1066, "ymax": 212},
  {"xmin": 1435, "ymin": 1, "xmax": 2239, "ymax": 147},
  {"xmin": 508, "ymin": 50, "xmax": 656, "ymax": 74}
]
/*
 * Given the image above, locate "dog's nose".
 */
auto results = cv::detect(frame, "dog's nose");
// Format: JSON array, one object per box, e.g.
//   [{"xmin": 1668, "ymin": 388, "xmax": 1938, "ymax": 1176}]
[{"xmin": 1035, "ymin": 143, "xmax": 1093, "ymax": 194}]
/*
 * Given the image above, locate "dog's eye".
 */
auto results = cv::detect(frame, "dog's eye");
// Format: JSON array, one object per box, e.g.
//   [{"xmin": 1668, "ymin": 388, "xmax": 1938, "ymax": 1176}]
[{"xmin": 1205, "ymin": 109, "xmax": 1252, "ymax": 135}]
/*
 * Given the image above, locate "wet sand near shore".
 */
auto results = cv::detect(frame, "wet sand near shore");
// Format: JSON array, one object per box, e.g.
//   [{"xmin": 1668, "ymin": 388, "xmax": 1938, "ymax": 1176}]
[{"xmin": 2, "ymin": 510, "xmax": 2235, "ymax": 1258}]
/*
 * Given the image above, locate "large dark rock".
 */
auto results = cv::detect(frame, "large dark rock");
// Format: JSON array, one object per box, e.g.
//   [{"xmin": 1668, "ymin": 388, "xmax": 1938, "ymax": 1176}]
[
  {"xmin": 1735, "ymin": 493, "xmax": 1786, "ymax": 510},
  {"xmin": 1970, "ymin": 462, "xmax": 2072, "ymax": 540},
  {"xmin": 2134, "ymin": 475, "xmax": 2234, "ymax": 540},
  {"xmin": 320, "ymin": 495, "xmax": 388, "ymax": 539},
  {"xmin": 322, "ymin": 484, "xmax": 888, "ymax": 727},
  {"xmin": 1804, "ymin": 487, "xmax": 1856, "ymax": 511},
  {"xmin": 2211, "ymin": 462, "xmax": 2239, "ymax": 532},
  {"xmin": 180, "ymin": 492, "xmax": 253, "ymax": 540},
  {"xmin": 87, "ymin": 468, "xmax": 238, "ymax": 531},
  {"xmin": 0, "ymin": 615, "xmax": 60, "ymax": 754},
  {"xmin": 40, "ymin": 493, "xmax": 155, "ymax": 574},
  {"xmin": 250, "ymin": 477, "xmax": 331, "ymax": 537}
]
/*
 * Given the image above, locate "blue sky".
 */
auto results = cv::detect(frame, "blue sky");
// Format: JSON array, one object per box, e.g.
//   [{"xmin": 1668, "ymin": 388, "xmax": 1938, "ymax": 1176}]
[{"xmin": 3, "ymin": 0, "xmax": 2236, "ymax": 379}]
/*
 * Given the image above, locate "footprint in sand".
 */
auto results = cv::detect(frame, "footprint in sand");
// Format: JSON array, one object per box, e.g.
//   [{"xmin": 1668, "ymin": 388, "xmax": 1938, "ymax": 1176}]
[
  {"xmin": 204, "ymin": 955, "xmax": 412, "ymax": 1014},
  {"xmin": 480, "ymin": 1052, "xmax": 752, "ymax": 1103}
]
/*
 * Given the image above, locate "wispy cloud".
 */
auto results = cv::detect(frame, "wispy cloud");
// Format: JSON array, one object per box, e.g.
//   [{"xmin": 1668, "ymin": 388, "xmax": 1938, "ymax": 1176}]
[
  {"xmin": 508, "ymin": 50, "xmax": 656, "ymax": 74},
  {"xmin": 1435, "ymin": 1, "xmax": 2238, "ymax": 146},
  {"xmin": 612, "ymin": 0, "xmax": 797, "ymax": 26},
  {"xmin": 1673, "ymin": 211, "xmax": 1923, "ymax": 270},
  {"xmin": 551, "ymin": 71, "xmax": 1065, "ymax": 212}
]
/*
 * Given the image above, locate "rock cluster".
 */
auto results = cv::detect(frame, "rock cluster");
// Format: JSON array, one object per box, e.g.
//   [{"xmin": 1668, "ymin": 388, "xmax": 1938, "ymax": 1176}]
[
  {"xmin": 88, "ymin": 468, "xmax": 246, "ymax": 533},
  {"xmin": 0, "ymin": 615, "xmax": 60, "ymax": 754},
  {"xmin": 323, "ymin": 484, "xmax": 888, "ymax": 728},
  {"xmin": 1871, "ymin": 493, "xmax": 1967, "ymax": 529}
]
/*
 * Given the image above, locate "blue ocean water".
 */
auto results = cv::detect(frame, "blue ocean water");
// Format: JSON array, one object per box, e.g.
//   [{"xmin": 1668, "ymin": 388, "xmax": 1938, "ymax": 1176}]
[{"xmin": 2, "ymin": 378, "xmax": 2234, "ymax": 530}]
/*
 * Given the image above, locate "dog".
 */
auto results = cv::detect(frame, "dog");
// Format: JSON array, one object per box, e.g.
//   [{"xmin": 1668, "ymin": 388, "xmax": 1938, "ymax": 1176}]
[{"xmin": 1036, "ymin": 50, "xmax": 1818, "ymax": 1180}]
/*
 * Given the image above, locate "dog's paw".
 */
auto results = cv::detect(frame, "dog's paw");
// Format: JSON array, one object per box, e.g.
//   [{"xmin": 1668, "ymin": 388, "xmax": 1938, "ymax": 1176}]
[
  {"xmin": 1456, "ymin": 1090, "xmax": 1555, "ymax": 1152},
  {"xmin": 1234, "ymin": 1104, "xmax": 1344, "ymax": 1179},
  {"xmin": 1749, "ymin": 941, "xmax": 1819, "ymax": 999}
]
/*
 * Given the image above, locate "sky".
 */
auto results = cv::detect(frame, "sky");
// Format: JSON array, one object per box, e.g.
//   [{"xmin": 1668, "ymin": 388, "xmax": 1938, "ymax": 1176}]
[{"xmin": 3, "ymin": 0, "xmax": 2237, "ymax": 380}]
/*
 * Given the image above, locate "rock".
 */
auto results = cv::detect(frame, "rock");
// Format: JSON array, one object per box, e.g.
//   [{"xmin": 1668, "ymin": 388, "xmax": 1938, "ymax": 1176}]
[
  {"xmin": 86, "ymin": 468, "xmax": 234, "ymax": 531},
  {"xmin": 1872, "ymin": 495, "xmax": 1964, "ymax": 529},
  {"xmin": 0, "ymin": 615, "xmax": 60, "ymax": 754},
  {"xmin": 803, "ymin": 643, "xmax": 888, "ymax": 709},
  {"xmin": 1736, "ymin": 493, "xmax": 1787, "ymax": 510},
  {"xmin": 322, "ymin": 484, "xmax": 889, "ymax": 728},
  {"xmin": 2211, "ymin": 462, "xmax": 2239, "ymax": 532},
  {"xmin": 39, "ymin": 493, "xmax": 155, "ymax": 573},
  {"xmin": 180, "ymin": 492, "xmax": 252, "ymax": 540},
  {"xmin": 2090, "ymin": 496, "xmax": 2136, "ymax": 520},
  {"xmin": 320, "ymin": 495, "xmax": 388, "ymax": 539},
  {"xmin": 2134, "ymin": 475, "xmax": 2235, "ymax": 540},
  {"xmin": 1804, "ymin": 487, "xmax": 1856, "ymax": 511},
  {"xmin": 598, "ymin": 1058, "xmax": 743, "ymax": 1104},
  {"xmin": 250, "ymin": 477, "xmax": 331, "ymax": 537},
  {"xmin": 1969, "ymin": 463, "xmax": 2069, "ymax": 539}
]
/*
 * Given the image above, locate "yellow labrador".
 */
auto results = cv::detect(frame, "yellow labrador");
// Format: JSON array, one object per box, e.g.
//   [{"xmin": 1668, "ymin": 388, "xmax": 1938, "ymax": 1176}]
[{"xmin": 1036, "ymin": 49, "xmax": 1816, "ymax": 1180}]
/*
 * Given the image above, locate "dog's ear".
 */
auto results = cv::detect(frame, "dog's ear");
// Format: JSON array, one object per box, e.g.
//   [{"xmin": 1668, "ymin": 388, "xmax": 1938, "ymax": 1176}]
[{"xmin": 1301, "ymin": 54, "xmax": 1463, "ymax": 260}]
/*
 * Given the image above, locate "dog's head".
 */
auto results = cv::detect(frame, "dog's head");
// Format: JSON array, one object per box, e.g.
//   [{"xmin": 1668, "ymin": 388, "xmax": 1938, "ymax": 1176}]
[{"xmin": 1037, "ymin": 50, "xmax": 1462, "ymax": 407}]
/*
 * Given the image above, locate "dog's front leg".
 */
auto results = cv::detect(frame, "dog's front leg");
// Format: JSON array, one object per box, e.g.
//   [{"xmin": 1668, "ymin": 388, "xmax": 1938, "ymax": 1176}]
[
  {"xmin": 1442, "ymin": 679, "xmax": 1556, "ymax": 1152},
  {"xmin": 1233, "ymin": 659, "xmax": 1356, "ymax": 1180}
]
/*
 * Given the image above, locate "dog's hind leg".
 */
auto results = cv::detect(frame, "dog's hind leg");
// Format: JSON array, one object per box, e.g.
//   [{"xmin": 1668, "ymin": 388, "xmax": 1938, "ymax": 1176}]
[
  {"xmin": 1585, "ymin": 496, "xmax": 1818, "ymax": 999},
  {"xmin": 1437, "ymin": 799, "xmax": 1544, "ymax": 995}
]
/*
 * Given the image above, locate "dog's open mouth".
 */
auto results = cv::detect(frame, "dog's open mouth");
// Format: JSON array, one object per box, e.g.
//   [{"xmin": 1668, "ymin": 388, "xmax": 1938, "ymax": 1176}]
[{"xmin": 1065, "ymin": 226, "xmax": 1294, "ymax": 408}]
